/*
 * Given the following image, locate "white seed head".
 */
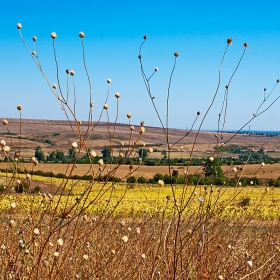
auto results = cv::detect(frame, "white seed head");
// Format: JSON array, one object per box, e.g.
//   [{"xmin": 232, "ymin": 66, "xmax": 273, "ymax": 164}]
[
  {"xmin": 136, "ymin": 227, "xmax": 140, "ymax": 234},
  {"xmin": 26, "ymin": 174, "xmax": 31, "ymax": 180},
  {"xmin": 261, "ymin": 162, "xmax": 265, "ymax": 167},
  {"xmin": 49, "ymin": 242, "xmax": 53, "ymax": 247},
  {"xmin": 2, "ymin": 119, "xmax": 8, "ymax": 125},
  {"xmin": 33, "ymin": 228, "xmax": 40, "ymax": 235},
  {"xmin": 115, "ymin": 92, "xmax": 120, "ymax": 98},
  {"xmin": 54, "ymin": 251, "xmax": 59, "ymax": 257},
  {"xmin": 247, "ymin": 260, "xmax": 252, "ymax": 267},
  {"xmin": 70, "ymin": 70, "xmax": 75, "ymax": 76},
  {"xmin": 51, "ymin": 32, "xmax": 57, "ymax": 39},
  {"xmin": 148, "ymin": 148, "xmax": 153, "ymax": 153},
  {"xmin": 119, "ymin": 152, "xmax": 124, "ymax": 158},
  {"xmin": 155, "ymin": 67, "xmax": 159, "ymax": 71},
  {"xmin": 218, "ymin": 275, "xmax": 224, "ymax": 280},
  {"xmin": 53, "ymin": 84, "xmax": 57, "ymax": 89},
  {"xmin": 4, "ymin": 146, "xmax": 10, "ymax": 153},
  {"xmin": 83, "ymin": 254, "xmax": 89, "ymax": 260},
  {"xmin": 209, "ymin": 156, "xmax": 214, "ymax": 162},
  {"xmin": 107, "ymin": 78, "xmax": 111, "ymax": 84},
  {"xmin": 17, "ymin": 179, "xmax": 21, "ymax": 185},
  {"xmin": 32, "ymin": 51, "xmax": 36, "ymax": 56},
  {"xmin": 141, "ymin": 253, "xmax": 146, "ymax": 259},
  {"xmin": 139, "ymin": 127, "xmax": 145, "ymax": 134},
  {"xmin": 130, "ymin": 125, "xmax": 135, "ymax": 131},
  {"xmin": 71, "ymin": 142, "xmax": 78, "ymax": 149},
  {"xmin": 89, "ymin": 150, "xmax": 97, "ymax": 158},
  {"xmin": 238, "ymin": 182, "xmax": 242, "ymax": 186},
  {"xmin": 17, "ymin": 104, "xmax": 22, "ymax": 111},
  {"xmin": 10, "ymin": 202, "xmax": 17, "ymax": 209},
  {"xmin": 9, "ymin": 220, "xmax": 16, "ymax": 228},
  {"xmin": 17, "ymin": 23, "xmax": 22, "ymax": 29},
  {"xmin": 98, "ymin": 159, "xmax": 104, "ymax": 166},
  {"xmin": 0, "ymin": 140, "xmax": 6, "ymax": 147},
  {"xmin": 33, "ymin": 36, "xmax": 37, "ymax": 41},
  {"xmin": 122, "ymin": 236, "xmax": 128, "ymax": 243},
  {"xmin": 103, "ymin": 104, "xmax": 109, "ymax": 110},
  {"xmin": 250, "ymin": 181, "xmax": 254, "ymax": 185},
  {"xmin": 111, "ymin": 249, "xmax": 116, "ymax": 255},
  {"xmin": 57, "ymin": 238, "xmax": 64, "ymax": 246},
  {"xmin": 158, "ymin": 180, "xmax": 164, "ymax": 186},
  {"xmin": 127, "ymin": 112, "xmax": 132, "ymax": 118}
]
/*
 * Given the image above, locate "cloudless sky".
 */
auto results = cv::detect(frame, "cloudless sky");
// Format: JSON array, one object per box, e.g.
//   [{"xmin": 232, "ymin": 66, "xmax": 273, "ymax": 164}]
[{"xmin": 1, "ymin": 0, "xmax": 280, "ymax": 131}]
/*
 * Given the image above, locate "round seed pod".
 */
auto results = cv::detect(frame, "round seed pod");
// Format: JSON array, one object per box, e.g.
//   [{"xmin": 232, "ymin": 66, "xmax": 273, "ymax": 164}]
[
  {"xmin": 51, "ymin": 32, "xmax": 57, "ymax": 39},
  {"xmin": 17, "ymin": 23, "xmax": 22, "ymax": 29},
  {"xmin": 79, "ymin": 32, "xmax": 85, "ymax": 38},
  {"xmin": 17, "ymin": 104, "xmax": 22, "ymax": 111},
  {"xmin": 174, "ymin": 52, "xmax": 179, "ymax": 57}
]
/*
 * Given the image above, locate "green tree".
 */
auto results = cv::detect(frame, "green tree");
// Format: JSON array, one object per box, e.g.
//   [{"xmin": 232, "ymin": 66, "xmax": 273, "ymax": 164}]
[
  {"xmin": 204, "ymin": 157, "xmax": 224, "ymax": 185},
  {"xmin": 101, "ymin": 146, "xmax": 111, "ymax": 161},
  {"xmin": 138, "ymin": 148, "xmax": 148, "ymax": 160},
  {"xmin": 35, "ymin": 146, "xmax": 44, "ymax": 161},
  {"xmin": 68, "ymin": 148, "xmax": 77, "ymax": 159}
]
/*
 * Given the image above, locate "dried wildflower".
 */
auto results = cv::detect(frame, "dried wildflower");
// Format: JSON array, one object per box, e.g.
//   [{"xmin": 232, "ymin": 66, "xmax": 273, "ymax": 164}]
[
  {"xmin": 17, "ymin": 104, "xmax": 22, "ymax": 111},
  {"xmin": 1, "ymin": 244, "xmax": 6, "ymax": 250},
  {"xmin": 70, "ymin": 70, "xmax": 75, "ymax": 76},
  {"xmin": 9, "ymin": 220, "xmax": 16, "ymax": 228},
  {"xmin": 119, "ymin": 152, "xmax": 124, "ymax": 158},
  {"xmin": 143, "ymin": 34, "xmax": 148, "ymax": 39},
  {"xmin": 32, "ymin": 51, "xmax": 36, "ymax": 56},
  {"xmin": 0, "ymin": 140, "xmax": 6, "ymax": 146},
  {"xmin": 83, "ymin": 254, "xmax": 89, "ymax": 260},
  {"xmin": 107, "ymin": 78, "xmax": 111, "ymax": 84},
  {"xmin": 155, "ymin": 67, "xmax": 159, "ymax": 71},
  {"xmin": 187, "ymin": 229, "xmax": 193, "ymax": 235},
  {"xmin": 33, "ymin": 228, "xmax": 40, "ymax": 235},
  {"xmin": 71, "ymin": 142, "xmax": 78, "ymax": 149},
  {"xmin": 130, "ymin": 125, "xmax": 135, "ymax": 131},
  {"xmin": 158, "ymin": 180, "xmax": 164, "ymax": 186},
  {"xmin": 261, "ymin": 162, "xmax": 265, "ymax": 167},
  {"xmin": 17, "ymin": 179, "xmax": 21, "ymax": 185},
  {"xmin": 122, "ymin": 236, "xmax": 128, "ymax": 243},
  {"xmin": 233, "ymin": 167, "xmax": 237, "ymax": 173},
  {"xmin": 209, "ymin": 156, "xmax": 214, "ymax": 162},
  {"xmin": 141, "ymin": 254, "xmax": 146, "ymax": 259},
  {"xmin": 54, "ymin": 252, "xmax": 59, "ymax": 257},
  {"xmin": 127, "ymin": 112, "xmax": 132, "ymax": 118},
  {"xmin": 57, "ymin": 238, "xmax": 64, "ymax": 246},
  {"xmin": 53, "ymin": 84, "xmax": 57, "ymax": 89},
  {"xmin": 127, "ymin": 227, "xmax": 131, "ymax": 231},
  {"xmin": 90, "ymin": 102, "xmax": 93, "ymax": 107},
  {"xmin": 33, "ymin": 36, "xmax": 37, "ymax": 41},
  {"xmin": 174, "ymin": 52, "xmax": 179, "ymax": 57},
  {"xmin": 89, "ymin": 150, "xmax": 97, "ymax": 158},
  {"xmin": 277, "ymin": 79, "xmax": 280, "ymax": 83},
  {"xmin": 243, "ymin": 42, "xmax": 248, "ymax": 49},
  {"xmin": 227, "ymin": 37, "xmax": 233, "ymax": 45},
  {"xmin": 139, "ymin": 127, "xmax": 145, "ymax": 134},
  {"xmin": 66, "ymin": 69, "xmax": 70, "ymax": 74},
  {"xmin": 238, "ymin": 182, "xmax": 242, "ymax": 186},
  {"xmin": 148, "ymin": 148, "xmax": 153, "ymax": 153},
  {"xmin": 49, "ymin": 242, "xmax": 53, "ymax": 247},
  {"xmin": 136, "ymin": 227, "xmax": 140, "ymax": 234},
  {"xmin": 247, "ymin": 260, "xmax": 253, "ymax": 267},
  {"xmin": 98, "ymin": 159, "xmax": 104, "ymax": 166},
  {"xmin": 140, "ymin": 121, "xmax": 145, "ymax": 126},
  {"xmin": 17, "ymin": 23, "xmax": 22, "ymax": 29},
  {"xmin": 4, "ymin": 146, "xmax": 10, "ymax": 153},
  {"xmin": 79, "ymin": 31, "xmax": 85, "ymax": 38},
  {"xmin": 197, "ymin": 111, "xmax": 201, "ymax": 115},
  {"xmin": 111, "ymin": 249, "xmax": 116, "ymax": 255},
  {"xmin": 103, "ymin": 104, "xmax": 109, "ymax": 110},
  {"xmin": 115, "ymin": 92, "xmax": 120, "ymax": 98},
  {"xmin": 218, "ymin": 276, "xmax": 224, "ymax": 280},
  {"xmin": 250, "ymin": 181, "xmax": 254, "ymax": 185},
  {"xmin": 10, "ymin": 202, "xmax": 17, "ymax": 209},
  {"xmin": 51, "ymin": 32, "xmax": 57, "ymax": 39},
  {"xmin": 2, "ymin": 119, "xmax": 8, "ymax": 125}
]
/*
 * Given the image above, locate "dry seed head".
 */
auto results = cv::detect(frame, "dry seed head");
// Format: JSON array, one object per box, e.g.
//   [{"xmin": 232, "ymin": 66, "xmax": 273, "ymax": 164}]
[
  {"xmin": 79, "ymin": 31, "xmax": 85, "ymax": 38},
  {"xmin": 70, "ymin": 70, "xmax": 75, "ymax": 76},
  {"xmin": 71, "ymin": 142, "xmax": 78, "ymax": 149},
  {"xmin": 243, "ymin": 42, "xmax": 248, "ymax": 49},
  {"xmin": 90, "ymin": 102, "xmax": 93, "ymax": 108},
  {"xmin": 10, "ymin": 202, "xmax": 17, "ymax": 209},
  {"xmin": 9, "ymin": 220, "xmax": 16, "ymax": 228},
  {"xmin": 141, "ymin": 254, "xmax": 146, "ymax": 259},
  {"xmin": 209, "ymin": 156, "xmax": 214, "ymax": 162},
  {"xmin": 155, "ymin": 67, "xmax": 159, "ymax": 71},
  {"xmin": 111, "ymin": 249, "xmax": 116, "ymax": 255},
  {"xmin": 130, "ymin": 125, "xmax": 135, "ymax": 131},
  {"xmin": 261, "ymin": 162, "xmax": 265, "ymax": 167},
  {"xmin": 227, "ymin": 37, "xmax": 233, "ymax": 45},
  {"xmin": 2, "ymin": 119, "xmax": 8, "ymax": 125},
  {"xmin": 187, "ymin": 229, "xmax": 193, "ymax": 235},
  {"xmin": 89, "ymin": 150, "xmax": 97, "ymax": 158},
  {"xmin": 250, "ymin": 181, "xmax": 254, "ymax": 185},
  {"xmin": 57, "ymin": 238, "xmax": 64, "ymax": 246},
  {"xmin": 66, "ymin": 69, "xmax": 70, "ymax": 74},
  {"xmin": 26, "ymin": 173, "xmax": 31, "ymax": 180},
  {"xmin": 277, "ymin": 79, "xmax": 280, "ymax": 83},
  {"xmin": 17, "ymin": 23, "xmax": 22, "ymax": 29},
  {"xmin": 4, "ymin": 146, "xmax": 10, "ymax": 153},
  {"xmin": 0, "ymin": 140, "xmax": 6, "ymax": 146},
  {"xmin": 107, "ymin": 78, "xmax": 111, "ymax": 84},
  {"xmin": 158, "ymin": 180, "xmax": 164, "ymax": 186},
  {"xmin": 17, "ymin": 104, "xmax": 22, "ymax": 111},
  {"xmin": 140, "ymin": 121, "xmax": 144, "ymax": 126},
  {"xmin": 119, "ymin": 152, "xmax": 124, "ymax": 158},
  {"xmin": 33, "ymin": 36, "xmax": 37, "ymax": 41},
  {"xmin": 32, "ymin": 51, "xmax": 36, "ymax": 56},
  {"xmin": 115, "ymin": 92, "xmax": 120, "ymax": 98},
  {"xmin": 33, "ymin": 228, "xmax": 40, "ymax": 235},
  {"xmin": 138, "ymin": 54, "xmax": 142, "ymax": 59},
  {"xmin": 247, "ymin": 260, "xmax": 253, "ymax": 267},
  {"xmin": 83, "ymin": 254, "xmax": 89, "ymax": 260},
  {"xmin": 127, "ymin": 112, "xmax": 132, "ymax": 118},
  {"xmin": 53, "ymin": 84, "xmax": 57, "ymax": 89},
  {"xmin": 98, "ymin": 159, "xmax": 104, "ymax": 166},
  {"xmin": 148, "ymin": 148, "xmax": 153, "ymax": 153},
  {"xmin": 139, "ymin": 127, "xmax": 145, "ymax": 134},
  {"xmin": 218, "ymin": 276, "xmax": 224, "ymax": 280},
  {"xmin": 136, "ymin": 227, "xmax": 140, "ymax": 234},
  {"xmin": 122, "ymin": 236, "xmax": 128, "ymax": 243},
  {"xmin": 103, "ymin": 104, "xmax": 109, "ymax": 110},
  {"xmin": 127, "ymin": 227, "xmax": 131, "ymax": 231},
  {"xmin": 17, "ymin": 179, "xmax": 21, "ymax": 185},
  {"xmin": 174, "ymin": 52, "xmax": 179, "ymax": 57},
  {"xmin": 197, "ymin": 111, "xmax": 201, "ymax": 115},
  {"xmin": 54, "ymin": 252, "xmax": 59, "ymax": 257},
  {"xmin": 143, "ymin": 34, "xmax": 148, "ymax": 39},
  {"xmin": 49, "ymin": 242, "xmax": 53, "ymax": 247},
  {"xmin": 51, "ymin": 32, "xmax": 57, "ymax": 39}
]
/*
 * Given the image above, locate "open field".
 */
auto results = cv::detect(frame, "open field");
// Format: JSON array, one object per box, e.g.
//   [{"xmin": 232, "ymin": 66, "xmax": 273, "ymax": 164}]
[{"xmin": 1, "ymin": 118, "xmax": 280, "ymax": 160}]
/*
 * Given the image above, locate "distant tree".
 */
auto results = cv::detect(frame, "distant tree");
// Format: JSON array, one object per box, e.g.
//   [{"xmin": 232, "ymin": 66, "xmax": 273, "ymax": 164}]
[
  {"xmin": 138, "ymin": 148, "xmax": 148, "ymax": 161},
  {"xmin": 35, "ymin": 146, "xmax": 44, "ymax": 161},
  {"xmin": 68, "ymin": 148, "xmax": 77, "ymax": 159},
  {"xmin": 101, "ymin": 147, "xmax": 111, "ymax": 161}
]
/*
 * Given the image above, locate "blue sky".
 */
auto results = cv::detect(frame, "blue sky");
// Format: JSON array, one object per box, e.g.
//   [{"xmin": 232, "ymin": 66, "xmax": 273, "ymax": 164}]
[{"xmin": 1, "ymin": 0, "xmax": 280, "ymax": 131}]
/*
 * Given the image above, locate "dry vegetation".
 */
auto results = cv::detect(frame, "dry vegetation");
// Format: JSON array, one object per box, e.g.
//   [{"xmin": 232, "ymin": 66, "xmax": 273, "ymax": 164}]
[{"xmin": 0, "ymin": 26, "xmax": 280, "ymax": 280}]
